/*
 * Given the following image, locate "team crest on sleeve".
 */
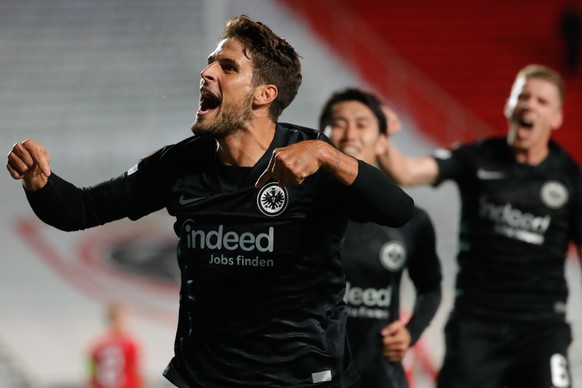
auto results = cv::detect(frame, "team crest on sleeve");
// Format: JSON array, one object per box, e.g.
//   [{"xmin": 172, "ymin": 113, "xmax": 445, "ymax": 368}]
[
  {"xmin": 379, "ymin": 241, "xmax": 407, "ymax": 272},
  {"xmin": 540, "ymin": 180, "xmax": 568, "ymax": 209},
  {"xmin": 257, "ymin": 183, "xmax": 288, "ymax": 216}
]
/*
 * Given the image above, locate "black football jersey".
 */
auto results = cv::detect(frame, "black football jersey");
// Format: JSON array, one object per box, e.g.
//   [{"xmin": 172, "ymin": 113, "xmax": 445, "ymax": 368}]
[
  {"xmin": 434, "ymin": 137, "xmax": 582, "ymax": 321},
  {"xmin": 26, "ymin": 123, "xmax": 414, "ymax": 387},
  {"xmin": 341, "ymin": 208, "xmax": 442, "ymax": 388}
]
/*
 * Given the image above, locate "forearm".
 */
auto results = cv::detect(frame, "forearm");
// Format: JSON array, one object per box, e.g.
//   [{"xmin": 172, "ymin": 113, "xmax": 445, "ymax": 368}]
[
  {"xmin": 405, "ymin": 288, "xmax": 442, "ymax": 345},
  {"xmin": 319, "ymin": 141, "xmax": 358, "ymax": 186},
  {"xmin": 345, "ymin": 160, "xmax": 414, "ymax": 227},
  {"xmin": 377, "ymin": 143, "xmax": 439, "ymax": 186},
  {"xmin": 25, "ymin": 173, "xmax": 132, "ymax": 231},
  {"xmin": 316, "ymin": 140, "xmax": 413, "ymax": 226}
]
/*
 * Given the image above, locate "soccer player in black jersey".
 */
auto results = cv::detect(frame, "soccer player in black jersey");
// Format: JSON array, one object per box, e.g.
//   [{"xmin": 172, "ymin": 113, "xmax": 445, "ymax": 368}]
[
  {"xmin": 378, "ymin": 64, "xmax": 582, "ymax": 388},
  {"xmin": 319, "ymin": 88, "xmax": 442, "ymax": 388},
  {"xmin": 6, "ymin": 15, "xmax": 415, "ymax": 388}
]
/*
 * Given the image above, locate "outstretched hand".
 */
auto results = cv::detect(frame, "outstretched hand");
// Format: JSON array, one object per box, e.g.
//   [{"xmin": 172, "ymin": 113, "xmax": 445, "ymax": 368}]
[
  {"xmin": 255, "ymin": 140, "xmax": 325, "ymax": 188},
  {"xmin": 6, "ymin": 139, "xmax": 52, "ymax": 191},
  {"xmin": 381, "ymin": 320, "xmax": 412, "ymax": 362}
]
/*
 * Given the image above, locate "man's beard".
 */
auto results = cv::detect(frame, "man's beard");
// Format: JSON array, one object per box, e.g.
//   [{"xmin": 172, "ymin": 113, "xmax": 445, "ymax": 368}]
[{"xmin": 191, "ymin": 93, "xmax": 253, "ymax": 138}]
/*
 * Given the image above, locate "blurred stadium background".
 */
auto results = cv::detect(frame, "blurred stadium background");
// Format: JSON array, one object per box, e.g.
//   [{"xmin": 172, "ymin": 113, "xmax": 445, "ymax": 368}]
[{"xmin": 1, "ymin": 0, "xmax": 580, "ymax": 387}]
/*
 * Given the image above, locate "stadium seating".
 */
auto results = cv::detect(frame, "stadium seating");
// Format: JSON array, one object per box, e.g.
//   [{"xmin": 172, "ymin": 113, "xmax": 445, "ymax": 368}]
[{"xmin": 280, "ymin": 0, "xmax": 582, "ymax": 163}]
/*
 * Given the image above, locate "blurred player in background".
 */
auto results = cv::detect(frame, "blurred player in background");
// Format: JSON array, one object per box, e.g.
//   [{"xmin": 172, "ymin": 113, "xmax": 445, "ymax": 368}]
[
  {"xmin": 378, "ymin": 64, "xmax": 582, "ymax": 388},
  {"xmin": 88, "ymin": 301, "xmax": 142, "ymax": 388},
  {"xmin": 319, "ymin": 87, "xmax": 442, "ymax": 388}
]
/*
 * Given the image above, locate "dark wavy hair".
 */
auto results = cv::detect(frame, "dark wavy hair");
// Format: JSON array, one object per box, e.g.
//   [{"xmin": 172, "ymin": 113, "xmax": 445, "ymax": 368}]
[{"xmin": 220, "ymin": 15, "xmax": 302, "ymax": 121}]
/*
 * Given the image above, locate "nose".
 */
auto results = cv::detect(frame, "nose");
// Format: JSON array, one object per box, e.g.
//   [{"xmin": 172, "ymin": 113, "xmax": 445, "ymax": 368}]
[
  {"xmin": 200, "ymin": 62, "xmax": 217, "ymax": 82},
  {"xmin": 344, "ymin": 123, "xmax": 358, "ymax": 139},
  {"xmin": 519, "ymin": 93, "xmax": 535, "ymax": 109}
]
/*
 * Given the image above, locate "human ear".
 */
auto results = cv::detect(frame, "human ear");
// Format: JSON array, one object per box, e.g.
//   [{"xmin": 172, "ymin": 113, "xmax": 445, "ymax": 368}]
[
  {"xmin": 551, "ymin": 110, "xmax": 563, "ymax": 130},
  {"xmin": 253, "ymin": 84, "xmax": 278, "ymax": 107},
  {"xmin": 375, "ymin": 133, "xmax": 388, "ymax": 156}
]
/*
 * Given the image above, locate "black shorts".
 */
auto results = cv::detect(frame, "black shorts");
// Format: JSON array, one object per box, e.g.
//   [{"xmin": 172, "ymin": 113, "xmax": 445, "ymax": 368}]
[{"xmin": 436, "ymin": 313, "xmax": 572, "ymax": 388}]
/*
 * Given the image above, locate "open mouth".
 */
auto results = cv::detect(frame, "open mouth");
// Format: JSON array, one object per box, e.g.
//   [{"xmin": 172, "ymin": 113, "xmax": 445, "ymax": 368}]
[
  {"xmin": 341, "ymin": 146, "xmax": 360, "ymax": 156},
  {"xmin": 199, "ymin": 90, "xmax": 220, "ymax": 113},
  {"xmin": 518, "ymin": 117, "xmax": 533, "ymax": 129}
]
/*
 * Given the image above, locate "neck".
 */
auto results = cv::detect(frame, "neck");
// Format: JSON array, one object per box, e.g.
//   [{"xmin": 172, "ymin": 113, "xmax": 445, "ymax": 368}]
[
  {"xmin": 513, "ymin": 144, "xmax": 549, "ymax": 165},
  {"xmin": 217, "ymin": 118, "xmax": 276, "ymax": 166}
]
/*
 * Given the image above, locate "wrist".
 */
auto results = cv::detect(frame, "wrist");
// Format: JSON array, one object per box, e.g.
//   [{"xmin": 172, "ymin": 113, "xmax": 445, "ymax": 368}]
[
  {"xmin": 320, "ymin": 142, "xmax": 344, "ymax": 173},
  {"xmin": 23, "ymin": 175, "xmax": 49, "ymax": 191}
]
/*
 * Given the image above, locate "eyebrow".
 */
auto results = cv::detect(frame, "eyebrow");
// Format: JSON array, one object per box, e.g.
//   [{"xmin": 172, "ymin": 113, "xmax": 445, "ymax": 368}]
[
  {"xmin": 332, "ymin": 114, "xmax": 374, "ymax": 122},
  {"xmin": 207, "ymin": 54, "xmax": 240, "ymax": 69}
]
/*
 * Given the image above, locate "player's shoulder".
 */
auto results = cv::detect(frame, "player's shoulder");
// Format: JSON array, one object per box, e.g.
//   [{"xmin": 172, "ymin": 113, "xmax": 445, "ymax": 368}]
[
  {"xmin": 144, "ymin": 135, "xmax": 216, "ymax": 165},
  {"xmin": 161, "ymin": 135, "xmax": 216, "ymax": 157},
  {"xmin": 436, "ymin": 136, "xmax": 506, "ymax": 162},
  {"xmin": 548, "ymin": 140, "xmax": 582, "ymax": 174},
  {"xmin": 466, "ymin": 137, "xmax": 513, "ymax": 168},
  {"xmin": 277, "ymin": 122, "xmax": 331, "ymax": 144},
  {"xmin": 277, "ymin": 122, "xmax": 320, "ymax": 137},
  {"xmin": 465, "ymin": 136, "xmax": 507, "ymax": 153},
  {"xmin": 129, "ymin": 135, "xmax": 217, "ymax": 182}
]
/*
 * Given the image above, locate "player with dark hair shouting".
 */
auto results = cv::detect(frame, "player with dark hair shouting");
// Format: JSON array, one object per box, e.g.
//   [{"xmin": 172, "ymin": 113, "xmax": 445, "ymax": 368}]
[{"xmin": 7, "ymin": 15, "xmax": 413, "ymax": 388}]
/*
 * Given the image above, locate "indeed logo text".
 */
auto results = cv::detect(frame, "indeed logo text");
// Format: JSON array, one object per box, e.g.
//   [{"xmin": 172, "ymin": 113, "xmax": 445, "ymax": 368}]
[
  {"xmin": 344, "ymin": 282, "xmax": 392, "ymax": 307},
  {"xmin": 344, "ymin": 282, "xmax": 392, "ymax": 320},
  {"xmin": 479, "ymin": 197, "xmax": 551, "ymax": 244},
  {"xmin": 183, "ymin": 222, "xmax": 274, "ymax": 253}
]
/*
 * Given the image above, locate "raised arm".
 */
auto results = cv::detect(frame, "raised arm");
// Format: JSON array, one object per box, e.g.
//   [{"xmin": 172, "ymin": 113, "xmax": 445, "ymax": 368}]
[
  {"xmin": 377, "ymin": 141, "xmax": 439, "ymax": 187},
  {"xmin": 8, "ymin": 138, "xmax": 163, "ymax": 232}
]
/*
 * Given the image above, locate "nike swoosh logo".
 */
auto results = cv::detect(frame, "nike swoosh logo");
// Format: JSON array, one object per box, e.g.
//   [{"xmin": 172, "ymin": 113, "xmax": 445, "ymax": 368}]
[
  {"xmin": 178, "ymin": 194, "xmax": 206, "ymax": 206},
  {"xmin": 476, "ymin": 169, "xmax": 505, "ymax": 180}
]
